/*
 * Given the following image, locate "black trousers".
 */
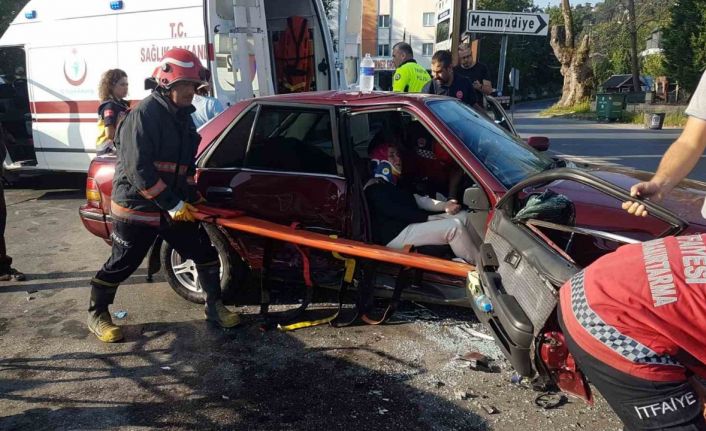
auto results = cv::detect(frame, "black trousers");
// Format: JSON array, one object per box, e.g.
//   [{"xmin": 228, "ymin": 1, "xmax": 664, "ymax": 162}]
[
  {"xmin": 90, "ymin": 219, "xmax": 219, "ymax": 313},
  {"xmin": 558, "ymin": 306, "xmax": 706, "ymax": 431},
  {"xmin": 0, "ymin": 179, "xmax": 11, "ymax": 271}
]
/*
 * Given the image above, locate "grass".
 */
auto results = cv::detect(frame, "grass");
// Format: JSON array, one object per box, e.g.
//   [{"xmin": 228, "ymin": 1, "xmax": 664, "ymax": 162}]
[
  {"xmin": 539, "ymin": 101, "xmax": 592, "ymax": 118},
  {"xmin": 622, "ymin": 110, "xmax": 688, "ymax": 127},
  {"xmin": 541, "ymin": 101, "xmax": 688, "ymax": 127}
]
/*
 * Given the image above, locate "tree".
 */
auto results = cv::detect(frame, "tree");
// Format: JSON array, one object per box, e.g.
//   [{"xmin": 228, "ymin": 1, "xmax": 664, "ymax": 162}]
[
  {"xmin": 663, "ymin": 0, "xmax": 706, "ymax": 93},
  {"xmin": 550, "ymin": 0, "xmax": 592, "ymax": 106}
]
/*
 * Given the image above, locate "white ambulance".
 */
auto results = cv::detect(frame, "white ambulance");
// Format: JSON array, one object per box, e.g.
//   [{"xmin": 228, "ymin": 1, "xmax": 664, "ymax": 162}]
[{"xmin": 0, "ymin": 0, "xmax": 339, "ymax": 173}]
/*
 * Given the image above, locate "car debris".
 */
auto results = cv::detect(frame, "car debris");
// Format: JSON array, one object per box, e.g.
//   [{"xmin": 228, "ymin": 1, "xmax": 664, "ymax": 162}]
[
  {"xmin": 457, "ymin": 351, "xmax": 497, "ymax": 372},
  {"xmin": 534, "ymin": 392, "xmax": 568, "ymax": 410},
  {"xmin": 113, "ymin": 310, "xmax": 128, "ymax": 319}
]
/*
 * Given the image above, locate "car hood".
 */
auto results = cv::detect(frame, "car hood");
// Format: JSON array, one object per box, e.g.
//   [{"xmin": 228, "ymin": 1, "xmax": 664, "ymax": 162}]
[{"xmin": 583, "ymin": 164, "xmax": 706, "ymax": 230}]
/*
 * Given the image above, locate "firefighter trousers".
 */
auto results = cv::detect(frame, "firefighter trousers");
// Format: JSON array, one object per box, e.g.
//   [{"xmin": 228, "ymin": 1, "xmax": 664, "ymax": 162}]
[
  {"xmin": 89, "ymin": 219, "xmax": 219, "ymax": 314},
  {"xmin": 558, "ymin": 305, "xmax": 706, "ymax": 431}
]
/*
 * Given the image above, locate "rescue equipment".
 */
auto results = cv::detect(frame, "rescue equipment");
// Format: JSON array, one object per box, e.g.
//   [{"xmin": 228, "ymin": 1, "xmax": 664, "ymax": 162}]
[
  {"xmin": 195, "ymin": 205, "xmax": 474, "ymax": 328},
  {"xmin": 274, "ymin": 16, "xmax": 314, "ymax": 93}
]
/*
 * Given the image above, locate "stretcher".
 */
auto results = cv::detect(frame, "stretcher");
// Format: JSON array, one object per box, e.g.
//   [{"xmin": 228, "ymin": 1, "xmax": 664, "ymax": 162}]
[{"xmin": 194, "ymin": 205, "xmax": 474, "ymax": 327}]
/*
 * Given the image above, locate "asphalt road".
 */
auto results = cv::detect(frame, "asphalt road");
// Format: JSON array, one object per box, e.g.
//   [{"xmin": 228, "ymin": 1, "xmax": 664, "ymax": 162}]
[
  {"xmin": 513, "ymin": 100, "xmax": 706, "ymax": 183},
  {"xmin": 0, "ymin": 174, "xmax": 621, "ymax": 430}
]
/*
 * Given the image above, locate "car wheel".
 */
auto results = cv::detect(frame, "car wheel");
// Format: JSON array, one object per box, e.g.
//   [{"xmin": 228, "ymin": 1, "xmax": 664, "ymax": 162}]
[{"xmin": 160, "ymin": 227, "xmax": 249, "ymax": 304}]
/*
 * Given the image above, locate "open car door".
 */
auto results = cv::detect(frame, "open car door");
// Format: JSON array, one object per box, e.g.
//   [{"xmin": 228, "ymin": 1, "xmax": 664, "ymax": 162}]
[{"xmin": 472, "ymin": 167, "xmax": 688, "ymax": 401}]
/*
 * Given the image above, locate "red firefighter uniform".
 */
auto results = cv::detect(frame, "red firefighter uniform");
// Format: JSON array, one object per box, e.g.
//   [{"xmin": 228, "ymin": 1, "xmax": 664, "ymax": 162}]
[{"xmin": 559, "ymin": 233, "xmax": 706, "ymax": 430}]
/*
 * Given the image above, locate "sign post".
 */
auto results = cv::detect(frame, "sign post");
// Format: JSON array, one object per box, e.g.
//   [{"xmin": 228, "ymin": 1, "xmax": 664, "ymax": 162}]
[{"xmin": 466, "ymin": 10, "xmax": 549, "ymax": 96}]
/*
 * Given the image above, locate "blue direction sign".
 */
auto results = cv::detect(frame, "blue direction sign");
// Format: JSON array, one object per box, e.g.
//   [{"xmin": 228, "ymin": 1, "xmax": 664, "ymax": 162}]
[{"xmin": 467, "ymin": 11, "xmax": 549, "ymax": 36}]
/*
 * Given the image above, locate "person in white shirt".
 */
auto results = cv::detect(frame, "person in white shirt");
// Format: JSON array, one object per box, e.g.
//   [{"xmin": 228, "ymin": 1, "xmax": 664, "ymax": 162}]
[
  {"xmin": 191, "ymin": 83, "xmax": 224, "ymax": 129},
  {"xmin": 623, "ymin": 70, "xmax": 706, "ymax": 219}
]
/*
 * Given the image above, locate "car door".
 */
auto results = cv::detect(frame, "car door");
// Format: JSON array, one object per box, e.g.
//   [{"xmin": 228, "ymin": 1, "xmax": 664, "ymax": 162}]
[{"xmin": 197, "ymin": 101, "xmax": 347, "ymax": 281}]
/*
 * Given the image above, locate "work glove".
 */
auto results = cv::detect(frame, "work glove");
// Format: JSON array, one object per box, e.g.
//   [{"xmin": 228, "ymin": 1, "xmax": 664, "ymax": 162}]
[{"xmin": 168, "ymin": 201, "xmax": 199, "ymax": 222}]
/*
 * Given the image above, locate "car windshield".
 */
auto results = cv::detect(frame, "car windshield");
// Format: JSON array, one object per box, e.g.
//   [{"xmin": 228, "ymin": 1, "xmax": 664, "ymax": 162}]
[{"xmin": 426, "ymin": 99, "xmax": 554, "ymax": 189}]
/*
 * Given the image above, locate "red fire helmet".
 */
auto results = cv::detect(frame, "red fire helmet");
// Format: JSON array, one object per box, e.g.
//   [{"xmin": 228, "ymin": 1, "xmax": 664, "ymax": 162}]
[{"xmin": 151, "ymin": 48, "xmax": 210, "ymax": 89}]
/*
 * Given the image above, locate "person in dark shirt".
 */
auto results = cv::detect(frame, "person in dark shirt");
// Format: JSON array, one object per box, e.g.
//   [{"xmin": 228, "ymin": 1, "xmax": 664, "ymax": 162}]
[
  {"xmin": 96, "ymin": 69, "xmax": 130, "ymax": 155},
  {"xmin": 0, "ymin": 124, "xmax": 25, "ymax": 282},
  {"xmin": 364, "ymin": 135, "xmax": 479, "ymax": 263},
  {"xmin": 453, "ymin": 43, "xmax": 492, "ymax": 102},
  {"xmin": 422, "ymin": 50, "xmax": 478, "ymax": 109}
]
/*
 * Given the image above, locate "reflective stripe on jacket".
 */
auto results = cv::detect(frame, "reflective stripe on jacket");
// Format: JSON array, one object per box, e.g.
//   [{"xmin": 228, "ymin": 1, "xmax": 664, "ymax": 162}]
[{"xmin": 110, "ymin": 91, "xmax": 200, "ymax": 226}]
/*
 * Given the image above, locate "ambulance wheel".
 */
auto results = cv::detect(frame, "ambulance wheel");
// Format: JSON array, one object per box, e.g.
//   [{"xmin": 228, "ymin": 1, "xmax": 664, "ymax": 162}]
[{"xmin": 161, "ymin": 226, "xmax": 249, "ymax": 304}]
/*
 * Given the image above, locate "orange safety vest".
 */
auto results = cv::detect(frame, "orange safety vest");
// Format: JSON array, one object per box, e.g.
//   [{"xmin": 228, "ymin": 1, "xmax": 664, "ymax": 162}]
[{"xmin": 274, "ymin": 16, "xmax": 314, "ymax": 93}]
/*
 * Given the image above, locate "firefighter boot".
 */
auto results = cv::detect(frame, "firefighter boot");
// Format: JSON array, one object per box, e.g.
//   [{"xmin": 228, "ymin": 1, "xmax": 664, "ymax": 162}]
[
  {"xmin": 198, "ymin": 263, "xmax": 240, "ymax": 328},
  {"xmin": 87, "ymin": 283, "xmax": 123, "ymax": 342}
]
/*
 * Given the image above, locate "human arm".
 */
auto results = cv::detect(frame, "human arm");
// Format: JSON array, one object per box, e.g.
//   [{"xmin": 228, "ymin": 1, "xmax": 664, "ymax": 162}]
[
  {"xmin": 414, "ymin": 194, "xmax": 461, "ymax": 215},
  {"xmin": 622, "ymin": 116, "xmax": 706, "ymax": 216},
  {"xmin": 366, "ymin": 184, "xmax": 429, "ymax": 224}
]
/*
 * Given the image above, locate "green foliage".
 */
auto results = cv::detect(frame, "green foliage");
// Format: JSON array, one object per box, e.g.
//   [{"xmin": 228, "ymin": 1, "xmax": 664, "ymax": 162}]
[
  {"xmin": 641, "ymin": 53, "xmax": 666, "ymax": 78},
  {"xmin": 662, "ymin": 0, "xmax": 706, "ymax": 93}
]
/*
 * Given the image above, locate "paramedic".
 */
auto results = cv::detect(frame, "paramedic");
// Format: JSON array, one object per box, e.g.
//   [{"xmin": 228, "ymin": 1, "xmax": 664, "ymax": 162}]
[
  {"xmin": 558, "ymin": 234, "xmax": 706, "ymax": 430},
  {"xmin": 392, "ymin": 42, "xmax": 431, "ymax": 93},
  {"xmin": 87, "ymin": 48, "xmax": 240, "ymax": 343},
  {"xmin": 191, "ymin": 83, "xmax": 224, "ymax": 129},
  {"xmin": 96, "ymin": 69, "xmax": 130, "ymax": 155},
  {"xmin": 623, "ymin": 70, "xmax": 706, "ymax": 219}
]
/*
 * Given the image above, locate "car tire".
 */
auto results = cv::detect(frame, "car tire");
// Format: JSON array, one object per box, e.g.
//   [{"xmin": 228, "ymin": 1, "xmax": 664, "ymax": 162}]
[{"xmin": 160, "ymin": 226, "xmax": 249, "ymax": 304}]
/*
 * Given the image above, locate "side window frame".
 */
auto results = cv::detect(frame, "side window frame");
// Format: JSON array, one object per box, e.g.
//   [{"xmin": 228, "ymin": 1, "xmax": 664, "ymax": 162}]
[
  {"xmin": 199, "ymin": 103, "xmax": 258, "ymax": 169},
  {"xmin": 243, "ymin": 101, "xmax": 343, "ymax": 177}
]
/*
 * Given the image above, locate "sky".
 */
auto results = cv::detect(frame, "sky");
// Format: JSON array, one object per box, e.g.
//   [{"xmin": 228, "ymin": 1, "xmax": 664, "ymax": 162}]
[{"xmin": 542, "ymin": 0, "xmax": 596, "ymax": 6}]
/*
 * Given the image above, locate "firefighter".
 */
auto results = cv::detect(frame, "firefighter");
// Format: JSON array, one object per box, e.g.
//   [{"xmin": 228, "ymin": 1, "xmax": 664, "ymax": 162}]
[
  {"xmin": 87, "ymin": 48, "xmax": 240, "ymax": 343},
  {"xmin": 558, "ymin": 234, "xmax": 706, "ymax": 430},
  {"xmin": 391, "ymin": 42, "xmax": 431, "ymax": 93}
]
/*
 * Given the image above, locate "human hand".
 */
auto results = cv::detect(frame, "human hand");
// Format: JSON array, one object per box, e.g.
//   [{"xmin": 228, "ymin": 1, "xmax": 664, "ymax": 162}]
[
  {"xmin": 168, "ymin": 201, "xmax": 200, "ymax": 222},
  {"xmin": 192, "ymin": 192, "xmax": 207, "ymax": 205},
  {"xmin": 621, "ymin": 180, "xmax": 669, "ymax": 217},
  {"xmin": 444, "ymin": 199, "xmax": 461, "ymax": 215}
]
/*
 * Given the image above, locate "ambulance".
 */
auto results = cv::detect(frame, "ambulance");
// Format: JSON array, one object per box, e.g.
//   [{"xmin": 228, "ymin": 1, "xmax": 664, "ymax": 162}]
[{"xmin": 0, "ymin": 0, "xmax": 339, "ymax": 173}]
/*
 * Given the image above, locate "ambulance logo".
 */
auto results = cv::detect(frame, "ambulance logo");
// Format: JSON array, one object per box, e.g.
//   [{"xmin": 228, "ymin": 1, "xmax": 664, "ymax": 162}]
[{"xmin": 63, "ymin": 49, "xmax": 87, "ymax": 86}]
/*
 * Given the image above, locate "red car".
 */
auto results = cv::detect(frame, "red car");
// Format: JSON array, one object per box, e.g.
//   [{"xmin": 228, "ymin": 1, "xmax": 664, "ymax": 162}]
[{"xmin": 79, "ymin": 91, "xmax": 706, "ymax": 400}]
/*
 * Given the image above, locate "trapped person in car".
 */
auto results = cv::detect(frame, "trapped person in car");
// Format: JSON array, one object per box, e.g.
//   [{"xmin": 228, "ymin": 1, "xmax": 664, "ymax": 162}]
[
  {"xmin": 364, "ymin": 136, "xmax": 478, "ymax": 263},
  {"xmin": 87, "ymin": 48, "xmax": 240, "ymax": 343},
  {"xmin": 623, "ymin": 70, "xmax": 706, "ymax": 219},
  {"xmin": 96, "ymin": 69, "xmax": 130, "ymax": 155},
  {"xmin": 422, "ymin": 50, "xmax": 479, "ymax": 110},
  {"xmin": 558, "ymin": 234, "xmax": 706, "ymax": 430}
]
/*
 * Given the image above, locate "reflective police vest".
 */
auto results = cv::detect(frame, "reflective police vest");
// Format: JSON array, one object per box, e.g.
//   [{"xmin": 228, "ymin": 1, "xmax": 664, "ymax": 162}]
[{"xmin": 392, "ymin": 59, "xmax": 431, "ymax": 93}]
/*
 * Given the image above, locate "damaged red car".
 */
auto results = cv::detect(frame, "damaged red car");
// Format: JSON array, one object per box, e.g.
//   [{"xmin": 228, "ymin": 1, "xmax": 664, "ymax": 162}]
[{"xmin": 79, "ymin": 91, "xmax": 706, "ymax": 401}]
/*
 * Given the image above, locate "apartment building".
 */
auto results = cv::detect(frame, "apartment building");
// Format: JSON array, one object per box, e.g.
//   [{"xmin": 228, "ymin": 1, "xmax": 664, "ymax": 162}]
[{"xmin": 341, "ymin": 0, "xmax": 437, "ymax": 88}]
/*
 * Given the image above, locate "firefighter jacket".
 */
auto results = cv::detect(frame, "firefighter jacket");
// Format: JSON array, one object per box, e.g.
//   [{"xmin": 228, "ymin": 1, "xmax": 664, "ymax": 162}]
[
  {"xmin": 560, "ymin": 233, "xmax": 706, "ymax": 382},
  {"xmin": 110, "ymin": 91, "xmax": 200, "ymax": 227}
]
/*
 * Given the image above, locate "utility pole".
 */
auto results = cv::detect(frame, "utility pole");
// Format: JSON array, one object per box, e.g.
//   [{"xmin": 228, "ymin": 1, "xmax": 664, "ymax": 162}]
[{"xmin": 627, "ymin": 0, "xmax": 640, "ymax": 92}]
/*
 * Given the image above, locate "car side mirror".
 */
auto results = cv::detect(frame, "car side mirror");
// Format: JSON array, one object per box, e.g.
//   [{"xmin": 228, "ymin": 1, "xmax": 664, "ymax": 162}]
[
  {"xmin": 463, "ymin": 186, "xmax": 490, "ymax": 211},
  {"xmin": 526, "ymin": 136, "xmax": 550, "ymax": 152}
]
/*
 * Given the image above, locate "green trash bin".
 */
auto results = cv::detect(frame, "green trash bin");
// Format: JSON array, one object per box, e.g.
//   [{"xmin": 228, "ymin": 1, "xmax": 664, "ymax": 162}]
[{"xmin": 596, "ymin": 93, "xmax": 626, "ymax": 121}]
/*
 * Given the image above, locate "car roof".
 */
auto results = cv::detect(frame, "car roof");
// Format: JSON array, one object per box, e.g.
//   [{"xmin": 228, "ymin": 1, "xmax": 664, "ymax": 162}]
[{"xmin": 251, "ymin": 90, "xmax": 447, "ymax": 107}]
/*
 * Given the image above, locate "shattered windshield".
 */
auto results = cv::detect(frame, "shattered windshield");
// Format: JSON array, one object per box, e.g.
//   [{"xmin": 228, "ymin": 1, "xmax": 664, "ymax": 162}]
[{"xmin": 426, "ymin": 99, "xmax": 554, "ymax": 189}]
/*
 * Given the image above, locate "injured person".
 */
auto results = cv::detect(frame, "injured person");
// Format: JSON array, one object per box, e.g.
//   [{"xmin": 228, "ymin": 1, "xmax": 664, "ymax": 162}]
[
  {"xmin": 364, "ymin": 138, "xmax": 478, "ymax": 263},
  {"xmin": 558, "ymin": 233, "xmax": 706, "ymax": 430}
]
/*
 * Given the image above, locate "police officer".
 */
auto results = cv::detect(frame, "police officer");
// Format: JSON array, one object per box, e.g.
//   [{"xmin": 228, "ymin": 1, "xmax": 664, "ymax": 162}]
[
  {"xmin": 87, "ymin": 48, "xmax": 240, "ymax": 343},
  {"xmin": 558, "ymin": 234, "xmax": 706, "ymax": 430},
  {"xmin": 391, "ymin": 42, "xmax": 431, "ymax": 93}
]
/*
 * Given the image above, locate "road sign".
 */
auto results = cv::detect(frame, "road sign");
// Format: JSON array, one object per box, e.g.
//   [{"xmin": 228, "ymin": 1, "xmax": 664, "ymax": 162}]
[{"xmin": 467, "ymin": 11, "xmax": 549, "ymax": 36}]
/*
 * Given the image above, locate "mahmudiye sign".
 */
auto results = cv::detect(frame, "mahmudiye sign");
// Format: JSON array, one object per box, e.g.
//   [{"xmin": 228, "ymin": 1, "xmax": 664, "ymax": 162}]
[{"xmin": 467, "ymin": 11, "xmax": 549, "ymax": 36}]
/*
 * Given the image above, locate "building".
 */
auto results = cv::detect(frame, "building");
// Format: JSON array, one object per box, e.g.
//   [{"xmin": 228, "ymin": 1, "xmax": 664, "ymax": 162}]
[{"xmin": 342, "ymin": 0, "xmax": 436, "ymax": 89}]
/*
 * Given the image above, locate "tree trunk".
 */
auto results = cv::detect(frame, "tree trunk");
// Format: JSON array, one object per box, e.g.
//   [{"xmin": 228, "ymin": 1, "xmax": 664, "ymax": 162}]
[
  {"xmin": 627, "ymin": 0, "xmax": 641, "ymax": 92},
  {"xmin": 550, "ymin": 0, "xmax": 592, "ymax": 107}
]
